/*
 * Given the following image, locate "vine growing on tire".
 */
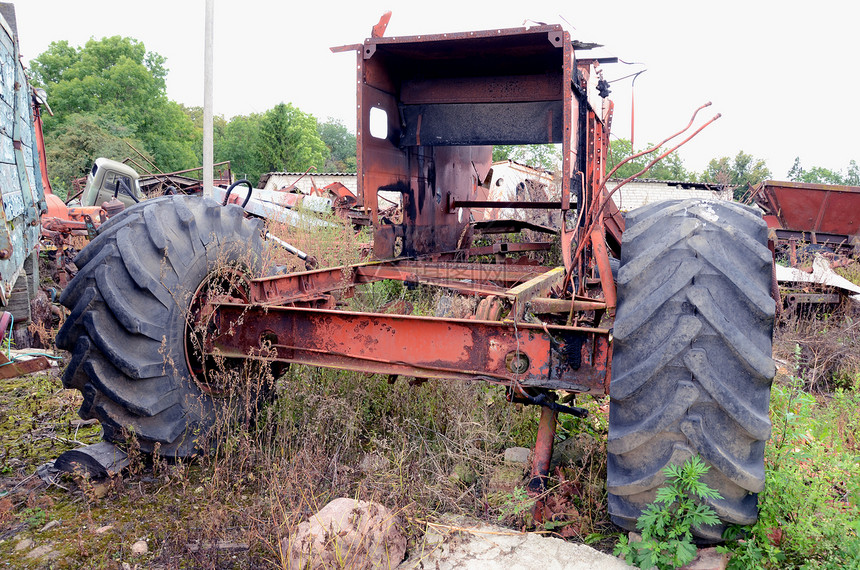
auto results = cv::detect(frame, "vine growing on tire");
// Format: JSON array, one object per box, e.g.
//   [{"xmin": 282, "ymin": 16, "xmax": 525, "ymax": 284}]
[{"xmin": 56, "ymin": 195, "xmax": 266, "ymax": 457}]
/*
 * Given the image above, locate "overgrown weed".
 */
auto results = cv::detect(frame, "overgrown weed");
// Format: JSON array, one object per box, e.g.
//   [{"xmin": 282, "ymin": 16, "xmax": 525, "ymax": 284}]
[
  {"xmin": 717, "ymin": 341, "xmax": 860, "ymax": 569},
  {"xmin": 262, "ymin": 203, "xmax": 365, "ymax": 274},
  {"xmin": 834, "ymin": 259, "xmax": 860, "ymax": 286}
]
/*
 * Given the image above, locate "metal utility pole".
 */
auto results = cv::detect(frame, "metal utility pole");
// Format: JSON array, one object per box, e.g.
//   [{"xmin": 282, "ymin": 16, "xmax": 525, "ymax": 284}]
[{"xmin": 203, "ymin": 0, "xmax": 214, "ymax": 197}]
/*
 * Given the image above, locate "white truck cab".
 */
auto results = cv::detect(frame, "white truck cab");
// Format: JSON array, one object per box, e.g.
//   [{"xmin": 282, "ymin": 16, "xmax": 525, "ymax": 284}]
[{"xmin": 79, "ymin": 158, "xmax": 145, "ymax": 208}]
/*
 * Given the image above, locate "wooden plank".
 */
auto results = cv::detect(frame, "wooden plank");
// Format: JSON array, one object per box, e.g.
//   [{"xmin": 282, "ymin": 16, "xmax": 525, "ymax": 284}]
[
  {"xmin": 0, "ymin": 352, "xmax": 50, "ymax": 379},
  {"xmin": 508, "ymin": 266, "xmax": 566, "ymax": 319}
]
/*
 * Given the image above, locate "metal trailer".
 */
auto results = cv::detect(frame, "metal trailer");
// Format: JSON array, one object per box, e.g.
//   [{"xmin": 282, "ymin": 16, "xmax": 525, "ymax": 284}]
[
  {"xmin": 751, "ymin": 179, "xmax": 860, "ymax": 312},
  {"xmin": 57, "ymin": 21, "xmax": 775, "ymax": 540},
  {"xmin": 753, "ymin": 179, "xmax": 860, "ymax": 257}
]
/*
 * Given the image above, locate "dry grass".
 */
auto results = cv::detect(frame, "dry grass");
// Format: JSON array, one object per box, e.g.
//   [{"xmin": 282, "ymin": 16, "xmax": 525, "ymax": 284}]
[
  {"xmin": 835, "ymin": 259, "xmax": 860, "ymax": 286},
  {"xmin": 144, "ymin": 209, "xmax": 613, "ymax": 566},
  {"xmin": 0, "ymin": 204, "xmax": 616, "ymax": 567},
  {"xmin": 775, "ymin": 307, "xmax": 860, "ymax": 392},
  {"xmin": 261, "ymin": 206, "xmax": 366, "ymax": 274}
]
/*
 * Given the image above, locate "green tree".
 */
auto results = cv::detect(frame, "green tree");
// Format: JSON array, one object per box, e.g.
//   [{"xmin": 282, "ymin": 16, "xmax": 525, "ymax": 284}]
[
  {"xmin": 43, "ymin": 113, "xmax": 149, "ymax": 198},
  {"xmin": 492, "ymin": 144, "xmax": 562, "ymax": 171},
  {"xmin": 27, "ymin": 40, "xmax": 78, "ymax": 85},
  {"xmin": 606, "ymin": 139, "xmax": 693, "ymax": 182},
  {"xmin": 317, "ymin": 118, "xmax": 356, "ymax": 172},
  {"xmin": 787, "ymin": 156, "xmax": 859, "ymax": 185},
  {"xmin": 847, "ymin": 160, "xmax": 860, "ymax": 186},
  {"xmin": 216, "ymin": 114, "xmax": 265, "ymax": 183},
  {"xmin": 31, "ymin": 36, "xmax": 197, "ymax": 179},
  {"xmin": 256, "ymin": 103, "xmax": 328, "ymax": 175},
  {"xmin": 700, "ymin": 151, "xmax": 771, "ymax": 200},
  {"xmin": 181, "ymin": 104, "xmax": 228, "ymax": 167},
  {"xmin": 214, "ymin": 107, "xmax": 347, "ymax": 185},
  {"xmin": 787, "ymin": 156, "xmax": 803, "ymax": 181}
]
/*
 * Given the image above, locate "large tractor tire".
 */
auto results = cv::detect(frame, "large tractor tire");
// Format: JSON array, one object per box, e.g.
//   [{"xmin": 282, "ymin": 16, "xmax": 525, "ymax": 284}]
[
  {"xmin": 56, "ymin": 195, "xmax": 264, "ymax": 457},
  {"xmin": 607, "ymin": 199, "xmax": 775, "ymax": 541}
]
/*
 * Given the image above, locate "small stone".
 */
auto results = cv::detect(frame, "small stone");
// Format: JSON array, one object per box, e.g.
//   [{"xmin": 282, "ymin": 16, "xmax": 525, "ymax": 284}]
[
  {"xmin": 503, "ymin": 447, "xmax": 531, "ymax": 464},
  {"xmin": 131, "ymin": 540, "xmax": 148, "ymax": 556},
  {"xmin": 26, "ymin": 544, "xmax": 55, "ymax": 559},
  {"xmin": 449, "ymin": 463, "xmax": 477, "ymax": 486},
  {"xmin": 680, "ymin": 547, "xmax": 729, "ymax": 570},
  {"xmin": 487, "ymin": 463, "xmax": 525, "ymax": 493},
  {"xmin": 283, "ymin": 498, "xmax": 406, "ymax": 569},
  {"xmin": 95, "ymin": 525, "xmax": 113, "ymax": 534},
  {"xmin": 39, "ymin": 520, "xmax": 60, "ymax": 533},
  {"xmin": 14, "ymin": 538, "xmax": 34, "ymax": 551},
  {"xmin": 122, "ymin": 563, "xmax": 132, "ymax": 570}
]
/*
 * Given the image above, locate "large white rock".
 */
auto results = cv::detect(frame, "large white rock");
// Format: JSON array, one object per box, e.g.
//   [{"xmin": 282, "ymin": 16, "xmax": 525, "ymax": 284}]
[
  {"xmin": 283, "ymin": 498, "xmax": 406, "ymax": 569},
  {"xmin": 398, "ymin": 516, "xmax": 633, "ymax": 570}
]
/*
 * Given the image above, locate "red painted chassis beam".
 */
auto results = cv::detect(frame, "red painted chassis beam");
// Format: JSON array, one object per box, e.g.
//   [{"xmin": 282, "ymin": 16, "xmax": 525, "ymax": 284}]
[
  {"xmin": 250, "ymin": 260, "xmax": 552, "ymax": 305},
  {"xmin": 207, "ymin": 303, "xmax": 610, "ymax": 393}
]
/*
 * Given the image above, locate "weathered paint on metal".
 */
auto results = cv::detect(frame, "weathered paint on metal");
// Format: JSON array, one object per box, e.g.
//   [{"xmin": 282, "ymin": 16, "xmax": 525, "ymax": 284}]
[
  {"xmin": 357, "ymin": 25, "xmax": 600, "ymax": 258},
  {"xmin": 753, "ymin": 180, "xmax": 860, "ymax": 239},
  {"xmin": 208, "ymin": 301, "xmax": 608, "ymax": 392},
  {"xmin": 590, "ymin": 228, "xmax": 616, "ymax": 315},
  {"xmin": 0, "ymin": 6, "xmax": 44, "ymax": 303},
  {"xmin": 234, "ymin": 25, "xmax": 620, "ymax": 395},
  {"xmin": 0, "ymin": 351, "xmax": 50, "ymax": 378},
  {"xmin": 529, "ymin": 406, "xmax": 558, "ymax": 491},
  {"xmin": 250, "ymin": 259, "xmax": 555, "ymax": 306}
]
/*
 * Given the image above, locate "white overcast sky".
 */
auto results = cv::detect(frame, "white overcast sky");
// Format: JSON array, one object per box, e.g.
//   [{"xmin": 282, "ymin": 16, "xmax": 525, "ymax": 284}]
[{"xmin": 13, "ymin": 1, "xmax": 860, "ymax": 178}]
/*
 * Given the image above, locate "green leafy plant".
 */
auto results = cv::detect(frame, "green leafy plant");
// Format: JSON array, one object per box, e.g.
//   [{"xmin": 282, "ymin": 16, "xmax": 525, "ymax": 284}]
[
  {"xmin": 717, "ymin": 342, "xmax": 860, "ymax": 568},
  {"xmin": 718, "ymin": 524, "xmax": 784, "ymax": 569},
  {"xmin": 496, "ymin": 486, "xmax": 534, "ymax": 522},
  {"xmin": 614, "ymin": 456, "xmax": 721, "ymax": 569},
  {"xmin": 19, "ymin": 507, "xmax": 47, "ymax": 529}
]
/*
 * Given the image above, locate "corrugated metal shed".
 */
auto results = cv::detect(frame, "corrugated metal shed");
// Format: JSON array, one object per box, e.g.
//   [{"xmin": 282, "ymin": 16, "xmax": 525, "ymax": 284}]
[{"xmin": 259, "ymin": 172, "xmax": 357, "ymax": 195}]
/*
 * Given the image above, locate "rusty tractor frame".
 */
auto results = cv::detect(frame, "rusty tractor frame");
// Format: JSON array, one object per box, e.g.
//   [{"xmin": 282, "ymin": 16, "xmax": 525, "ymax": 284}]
[
  {"xmin": 201, "ymin": 25, "xmax": 622, "ymax": 489},
  {"xmin": 56, "ymin": 19, "xmax": 775, "ymax": 541}
]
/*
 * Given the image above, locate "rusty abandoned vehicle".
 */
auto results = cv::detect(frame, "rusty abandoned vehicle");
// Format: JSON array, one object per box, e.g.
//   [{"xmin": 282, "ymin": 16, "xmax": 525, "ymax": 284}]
[{"xmin": 55, "ymin": 22, "xmax": 775, "ymax": 540}]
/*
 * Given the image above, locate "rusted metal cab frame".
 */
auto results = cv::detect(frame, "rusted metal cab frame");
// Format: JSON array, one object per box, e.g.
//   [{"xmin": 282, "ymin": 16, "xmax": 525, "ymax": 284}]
[
  {"xmin": 206, "ymin": 25, "xmax": 622, "ymax": 484},
  {"xmin": 355, "ymin": 26, "xmax": 621, "ymax": 260}
]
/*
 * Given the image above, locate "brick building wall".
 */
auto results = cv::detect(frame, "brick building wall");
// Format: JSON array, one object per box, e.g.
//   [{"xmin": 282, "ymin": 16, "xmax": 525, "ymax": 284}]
[{"xmin": 609, "ymin": 179, "xmax": 733, "ymax": 212}]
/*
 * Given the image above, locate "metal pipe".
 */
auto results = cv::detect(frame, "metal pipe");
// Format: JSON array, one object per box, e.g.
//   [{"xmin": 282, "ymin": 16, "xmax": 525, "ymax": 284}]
[
  {"xmin": 203, "ymin": 0, "xmax": 214, "ymax": 197},
  {"xmin": 266, "ymin": 232, "xmax": 310, "ymax": 261},
  {"xmin": 528, "ymin": 406, "xmax": 558, "ymax": 492}
]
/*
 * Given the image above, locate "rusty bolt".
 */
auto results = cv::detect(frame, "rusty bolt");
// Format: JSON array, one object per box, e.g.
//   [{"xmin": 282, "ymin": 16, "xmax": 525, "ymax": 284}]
[
  {"xmin": 0, "ymin": 249, "xmax": 10, "ymax": 260},
  {"xmin": 505, "ymin": 351, "xmax": 530, "ymax": 375}
]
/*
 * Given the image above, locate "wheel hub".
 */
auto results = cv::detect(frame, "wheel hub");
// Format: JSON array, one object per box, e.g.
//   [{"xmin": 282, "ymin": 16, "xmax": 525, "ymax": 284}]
[{"xmin": 184, "ymin": 267, "xmax": 253, "ymax": 395}]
